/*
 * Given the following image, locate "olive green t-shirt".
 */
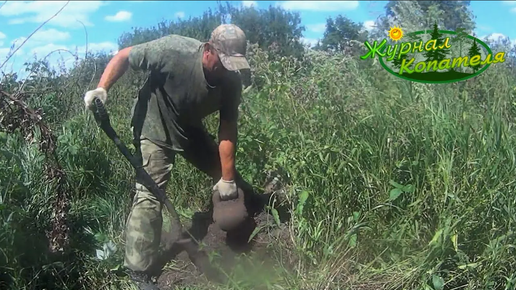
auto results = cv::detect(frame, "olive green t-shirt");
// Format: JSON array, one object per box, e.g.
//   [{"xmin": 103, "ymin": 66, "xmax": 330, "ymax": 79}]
[{"xmin": 127, "ymin": 34, "xmax": 242, "ymax": 151}]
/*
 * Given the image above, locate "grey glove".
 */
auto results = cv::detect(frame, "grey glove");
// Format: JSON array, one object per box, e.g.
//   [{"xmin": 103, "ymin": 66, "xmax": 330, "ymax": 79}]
[
  {"xmin": 84, "ymin": 87, "xmax": 107, "ymax": 109},
  {"xmin": 213, "ymin": 178, "xmax": 238, "ymax": 201}
]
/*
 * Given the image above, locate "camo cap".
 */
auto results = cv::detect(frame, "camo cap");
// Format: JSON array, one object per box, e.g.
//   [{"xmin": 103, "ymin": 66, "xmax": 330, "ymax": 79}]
[{"xmin": 210, "ymin": 24, "xmax": 250, "ymax": 71}]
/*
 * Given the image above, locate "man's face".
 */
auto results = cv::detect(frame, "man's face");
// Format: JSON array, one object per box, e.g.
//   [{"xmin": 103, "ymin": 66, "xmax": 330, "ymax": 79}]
[{"xmin": 203, "ymin": 44, "xmax": 228, "ymax": 78}]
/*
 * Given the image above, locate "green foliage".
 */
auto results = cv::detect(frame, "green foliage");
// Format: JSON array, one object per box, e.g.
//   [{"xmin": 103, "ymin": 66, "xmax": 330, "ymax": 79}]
[
  {"xmin": 319, "ymin": 15, "xmax": 368, "ymax": 54},
  {"xmin": 385, "ymin": 1, "xmax": 475, "ymax": 32},
  {"xmin": 118, "ymin": 7, "xmax": 223, "ymax": 48},
  {"xmin": 373, "ymin": 1, "xmax": 474, "ymax": 46},
  {"xmin": 228, "ymin": 4, "xmax": 305, "ymax": 59},
  {"xmin": 117, "ymin": 2, "xmax": 306, "ymax": 60}
]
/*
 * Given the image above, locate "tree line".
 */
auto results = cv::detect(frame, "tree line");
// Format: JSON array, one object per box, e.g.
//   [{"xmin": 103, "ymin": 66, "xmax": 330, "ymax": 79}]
[
  {"xmin": 65, "ymin": 1, "xmax": 479, "ymax": 85},
  {"xmin": 116, "ymin": 1, "xmax": 475, "ymax": 59}
]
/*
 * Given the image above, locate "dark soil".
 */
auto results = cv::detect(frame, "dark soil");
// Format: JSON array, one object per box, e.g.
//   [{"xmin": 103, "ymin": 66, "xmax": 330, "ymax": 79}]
[{"xmin": 154, "ymin": 191, "xmax": 294, "ymax": 289}]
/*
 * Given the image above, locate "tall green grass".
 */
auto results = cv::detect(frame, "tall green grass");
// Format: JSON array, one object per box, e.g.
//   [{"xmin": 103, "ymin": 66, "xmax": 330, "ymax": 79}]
[{"xmin": 1, "ymin": 42, "xmax": 516, "ymax": 289}]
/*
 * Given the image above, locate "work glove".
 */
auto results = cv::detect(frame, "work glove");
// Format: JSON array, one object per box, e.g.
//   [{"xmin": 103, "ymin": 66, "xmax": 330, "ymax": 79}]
[
  {"xmin": 213, "ymin": 178, "xmax": 238, "ymax": 201},
  {"xmin": 84, "ymin": 87, "xmax": 107, "ymax": 110}
]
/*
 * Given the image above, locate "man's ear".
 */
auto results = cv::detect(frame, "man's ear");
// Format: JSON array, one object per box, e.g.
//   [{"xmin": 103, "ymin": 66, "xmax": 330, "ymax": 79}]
[{"xmin": 203, "ymin": 42, "xmax": 211, "ymax": 52}]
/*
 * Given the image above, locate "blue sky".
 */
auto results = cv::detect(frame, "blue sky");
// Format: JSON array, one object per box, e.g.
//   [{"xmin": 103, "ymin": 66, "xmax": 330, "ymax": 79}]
[{"xmin": 0, "ymin": 1, "xmax": 515, "ymax": 78}]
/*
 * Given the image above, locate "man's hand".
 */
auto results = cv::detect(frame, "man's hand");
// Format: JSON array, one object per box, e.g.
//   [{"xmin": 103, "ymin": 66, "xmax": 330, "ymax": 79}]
[
  {"xmin": 84, "ymin": 87, "xmax": 107, "ymax": 109},
  {"xmin": 83, "ymin": 46, "xmax": 132, "ymax": 110},
  {"xmin": 213, "ymin": 178, "xmax": 238, "ymax": 200}
]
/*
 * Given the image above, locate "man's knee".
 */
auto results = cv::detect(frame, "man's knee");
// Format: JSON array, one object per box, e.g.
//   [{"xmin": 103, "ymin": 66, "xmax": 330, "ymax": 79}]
[{"xmin": 135, "ymin": 138, "xmax": 175, "ymax": 188}]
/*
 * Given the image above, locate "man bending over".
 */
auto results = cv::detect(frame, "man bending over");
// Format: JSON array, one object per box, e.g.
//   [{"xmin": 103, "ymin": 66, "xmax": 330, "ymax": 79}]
[{"xmin": 84, "ymin": 24, "xmax": 257, "ymax": 289}]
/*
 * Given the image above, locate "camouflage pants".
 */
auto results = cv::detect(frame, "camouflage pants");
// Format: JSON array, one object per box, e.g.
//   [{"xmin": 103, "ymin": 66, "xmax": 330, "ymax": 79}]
[
  {"xmin": 123, "ymin": 137, "xmax": 172, "ymax": 273},
  {"xmin": 123, "ymin": 129, "xmax": 254, "ymax": 273}
]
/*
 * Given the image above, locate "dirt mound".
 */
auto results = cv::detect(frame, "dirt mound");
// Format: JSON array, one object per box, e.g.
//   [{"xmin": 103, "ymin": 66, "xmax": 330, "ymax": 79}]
[{"xmin": 155, "ymin": 192, "xmax": 294, "ymax": 289}]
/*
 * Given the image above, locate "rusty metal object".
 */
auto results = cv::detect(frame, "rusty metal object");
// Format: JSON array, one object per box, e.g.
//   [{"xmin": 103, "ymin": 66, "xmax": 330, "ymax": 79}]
[{"xmin": 212, "ymin": 187, "xmax": 248, "ymax": 232}]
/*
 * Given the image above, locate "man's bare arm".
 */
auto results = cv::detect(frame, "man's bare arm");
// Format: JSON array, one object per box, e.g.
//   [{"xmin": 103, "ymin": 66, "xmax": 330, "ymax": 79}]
[
  {"xmin": 97, "ymin": 47, "xmax": 132, "ymax": 91},
  {"xmin": 218, "ymin": 118, "xmax": 237, "ymax": 181}
]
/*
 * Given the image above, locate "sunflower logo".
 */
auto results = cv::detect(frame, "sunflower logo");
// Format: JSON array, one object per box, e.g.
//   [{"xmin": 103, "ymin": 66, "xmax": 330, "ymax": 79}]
[{"xmin": 388, "ymin": 26, "xmax": 404, "ymax": 41}]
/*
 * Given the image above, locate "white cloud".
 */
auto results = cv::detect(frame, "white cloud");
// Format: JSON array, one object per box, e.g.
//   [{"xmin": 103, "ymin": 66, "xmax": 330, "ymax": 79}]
[
  {"xmin": 0, "ymin": 47, "xmax": 24, "ymax": 60},
  {"xmin": 105, "ymin": 10, "xmax": 132, "ymax": 22},
  {"xmin": 307, "ymin": 23, "xmax": 326, "ymax": 33},
  {"xmin": 363, "ymin": 20, "xmax": 375, "ymax": 31},
  {"xmin": 1, "ymin": 39, "xmax": 117, "ymax": 64},
  {"xmin": 2, "ymin": 40, "xmax": 118, "ymax": 75},
  {"xmin": 301, "ymin": 37, "xmax": 319, "ymax": 47},
  {"xmin": 9, "ymin": 37, "xmax": 29, "ymax": 50},
  {"xmin": 61, "ymin": 42, "xmax": 119, "ymax": 72},
  {"xmin": 0, "ymin": 48, "xmax": 15, "ymax": 60},
  {"xmin": 477, "ymin": 32, "xmax": 516, "ymax": 46},
  {"xmin": 32, "ymin": 28, "xmax": 71, "ymax": 43},
  {"xmin": 502, "ymin": 1, "xmax": 516, "ymax": 12},
  {"xmin": 480, "ymin": 33, "xmax": 508, "ymax": 42},
  {"xmin": 29, "ymin": 43, "xmax": 70, "ymax": 58},
  {"xmin": 26, "ymin": 41, "xmax": 118, "ymax": 59},
  {"xmin": 476, "ymin": 25, "xmax": 491, "ymax": 32},
  {"xmin": 76, "ymin": 42, "xmax": 118, "ymax": 55},
  {"xmin": 0, "ymin": 32, "xmax": 6, "ymax": 39},
  {"xmin": 242, "ymin": 1, "xmax": 257, "ymax": 7},
  {"xmin": 6, "ymin": 29, "xmax": 70, "ymax": 55},
  {"xmin": 174, "ymin": 11, "xmax": 185, "ymax": 19},
  {"xmin": 278, "ymin": 1, "xmax": 359, "ymax": 11},
  {"xmin": 0, "ymin": 1, "xmax": 104, "ymax": 28}
]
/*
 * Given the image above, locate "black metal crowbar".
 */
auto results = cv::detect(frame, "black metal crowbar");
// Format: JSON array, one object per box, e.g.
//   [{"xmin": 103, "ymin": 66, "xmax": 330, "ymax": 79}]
[{"xmin": 91, "ymin": 97, "xmax": 184, "ymax": 239}]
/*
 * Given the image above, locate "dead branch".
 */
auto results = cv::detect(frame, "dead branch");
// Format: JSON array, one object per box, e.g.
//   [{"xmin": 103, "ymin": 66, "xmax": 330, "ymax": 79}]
[{"xmin": 0, "ymin": 89, "xmax": 70, "ymax": 254}]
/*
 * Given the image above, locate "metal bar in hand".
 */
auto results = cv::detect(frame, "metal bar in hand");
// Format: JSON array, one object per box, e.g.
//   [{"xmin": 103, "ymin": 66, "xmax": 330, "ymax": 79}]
[{"xmin": 91, "ymin": 97, "xmax": 183, "ymax": 238}]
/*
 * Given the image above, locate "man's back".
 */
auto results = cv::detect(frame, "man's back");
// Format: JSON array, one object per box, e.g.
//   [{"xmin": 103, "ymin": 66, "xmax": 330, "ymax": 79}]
[{"xmin": 128, "ymin": 34, "xmax": 242, "ymax": 151}]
